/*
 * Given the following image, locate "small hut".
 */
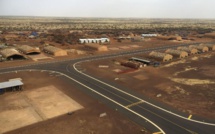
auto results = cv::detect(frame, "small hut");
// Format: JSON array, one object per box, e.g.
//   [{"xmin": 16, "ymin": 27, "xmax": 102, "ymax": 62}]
[
  {"xmin": 199, "ymin": 44, "xmax": 215, "ymax": 51},
  {"xmin": 177, "ymin": 47, "xmax": 198, "ymax": 55},
  {"xmin": 0, "ymin": 79, "xmax": 23, "ymax": 93},
  {"xmin": 43, "ymin": 46, "xmax": 67, "ymax": 56},
  {"xmin": 165, "ymin": 49, "xmax": 188, "ymax": 58},
  {"xmin": 189, "ymin": 45, "xmax": 208, "ymax": 52},
  {"xmin": 85, "ymin": 44, "xmax": 108, "ymax": 51},
  {"xmin": 149, "ymin": 51, "xmax": 173, "ymax": 62},
  {"xmin": 17, "ymin": 45, "xmax": 41, "ymax": 55}
]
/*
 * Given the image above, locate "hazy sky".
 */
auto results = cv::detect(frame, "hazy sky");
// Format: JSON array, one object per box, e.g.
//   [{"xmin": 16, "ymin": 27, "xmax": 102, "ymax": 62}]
[{"xmin": 0, "ymin": 0, "xmax": 214, "ymax": 18}]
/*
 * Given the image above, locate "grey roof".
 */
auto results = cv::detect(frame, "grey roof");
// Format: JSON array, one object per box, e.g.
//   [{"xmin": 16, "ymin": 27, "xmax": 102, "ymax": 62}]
[
  {"xmin": 0, "ymin": 80, "xmax": 23, "ymax": 89},
  {"xmin": 130, "ymin": 57, "xmax": 151, "ymax": 63}
]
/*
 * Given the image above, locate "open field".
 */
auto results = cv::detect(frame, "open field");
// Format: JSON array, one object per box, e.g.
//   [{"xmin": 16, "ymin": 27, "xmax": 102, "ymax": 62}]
[
  {"xmin": 1, "ymin": 17, "xmax": 215, "ymax": 66},
  {"xmin": 0, "ymin": 85, "xmax": 83, "ymax": 133},
  {"xmin": 80, "ymin": 51, "xmax": 215, "ymax": 119},
  {"xmin": 1, "ymin": 17, "xmax": 215, "ymax": 31},
  {"xmin": 1, "ymin": 17, "xmax": 215, "ymax": 133},
  {"xmin": 0, "ymin": 71, "xmax": 148, "ymax": 134}
]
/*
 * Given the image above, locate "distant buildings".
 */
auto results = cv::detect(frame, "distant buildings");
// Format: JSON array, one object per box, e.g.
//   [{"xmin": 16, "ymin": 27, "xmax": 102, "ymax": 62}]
[
  {"xmin": 141, "ymin": 34, "xmax": 158, "ymax": 37},
  {"xmin": 177, "ymin": 47, "xmax": 198, "ymax": 55},
  {"xmin": 149, "ymin": 51, "xmax": 173, "ymax": 62},
  {"xmin": 189, "ymin": 45, "xmax": 209, "ymax": 53},
  {"xmin": 0, "ymin": 48, "xmax": 25, "ymax": 60},
  {"xmin": 115, "ymin": 36, "xmax": 131, "ymax": 40},
  {"xmin": 28, "ymin": 31, "xmax": 38, "ymax": 39},
  {"xmin": 165, "ymin": 49, "xmax": 188, "ymax": 58},
  {"xmin": 200, "ymin": 43, "xmax": 215, "ymax": 51},
  {"xmin": 17, "ymin": 45, "xmax": 41, "ymax": 55},
  {"xmin": 79, "ymin": 38, "xmax": 110, "ymax": 44}
]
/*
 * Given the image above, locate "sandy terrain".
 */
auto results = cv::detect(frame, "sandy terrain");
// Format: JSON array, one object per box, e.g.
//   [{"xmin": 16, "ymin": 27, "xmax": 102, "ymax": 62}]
[
  {"xmin": 0, "ymin": 84, "xmax": 83, "ymax": 133},
  {"xmin": 0, "ymin": 71, "xmax": 149, "ymax": 134},
  {"xmin": 81, "ymin": 51, "xmax": 215, "ymax": 119}
]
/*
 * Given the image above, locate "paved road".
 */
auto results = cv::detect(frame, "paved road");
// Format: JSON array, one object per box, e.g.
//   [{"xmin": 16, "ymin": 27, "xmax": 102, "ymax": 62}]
[{"xmin": 0, "ymin": 44, "xmax": 215, "ymax": 134}]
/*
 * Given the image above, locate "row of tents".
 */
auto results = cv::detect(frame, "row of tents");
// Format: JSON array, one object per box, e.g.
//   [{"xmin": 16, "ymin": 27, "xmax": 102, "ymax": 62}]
[
  {"xmin": 0, "ymin": 45, "xmax": 69, "ymax": 61},
  {"xmin": 0, "ymin": 45, "xmax": 41, "ymax": 61},
  {"xmin": 121, "ymin": 44, "xmax": 215, "ymax": 69},
  {"xmin": 149, "ymin": 43, "xmax": 215, "ymax": 62},
  {"xmin": 79, "ymin": 38, "xmax": 110, "ymax": 44},
  {"xmin": 121, "ymin": 43, "xmax": 215, "ymax": 69}
]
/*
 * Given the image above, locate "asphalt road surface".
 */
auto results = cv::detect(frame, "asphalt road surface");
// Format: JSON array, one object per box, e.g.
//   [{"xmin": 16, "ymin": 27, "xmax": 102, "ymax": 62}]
[{"xmin": 0, "ymin": 44, "xmax": 215, "ymax": 134}]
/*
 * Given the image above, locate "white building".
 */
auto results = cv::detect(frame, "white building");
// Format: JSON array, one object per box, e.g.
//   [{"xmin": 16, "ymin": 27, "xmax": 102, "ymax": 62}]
[
  {"xmin": 141, "ymin": 34, "xmax": 158, "ymax": 37},
  {"xmin": 79, "ymin": 38, "xmax": 110, "ymax": 44}
]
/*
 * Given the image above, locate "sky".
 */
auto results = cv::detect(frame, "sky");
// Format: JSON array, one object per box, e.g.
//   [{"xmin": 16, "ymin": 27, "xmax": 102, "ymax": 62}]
[{"xmin": 0, "ymin": 0, "xmax": 214, "ymax": 18}]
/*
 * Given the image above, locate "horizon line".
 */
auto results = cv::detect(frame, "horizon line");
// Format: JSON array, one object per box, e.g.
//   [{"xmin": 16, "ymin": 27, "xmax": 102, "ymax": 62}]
[{"xmin": 0, "ymin": 15, "xmax": 215, "ymax": 20}]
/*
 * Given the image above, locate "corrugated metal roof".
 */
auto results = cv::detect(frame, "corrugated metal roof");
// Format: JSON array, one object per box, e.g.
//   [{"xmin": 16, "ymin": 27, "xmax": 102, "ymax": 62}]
[
  {"xmin": 130, "ymin": 57, "xmax": 151, "ymax": 63},
  {"xmin": 0, "ymin": 80, "xmax": 23, "ymax": 89}
]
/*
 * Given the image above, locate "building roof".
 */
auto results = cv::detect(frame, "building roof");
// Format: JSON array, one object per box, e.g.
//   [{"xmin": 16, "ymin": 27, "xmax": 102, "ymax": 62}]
[
  {"xmin": 0, "ymin": 80, "xmax": 23, "ymax": 89},
  {"xmin": 0, "ymin": 48, "xmax": 23, "ymax": 58},
  {"xmin": 17, "ymin": 45, "xmax": 41, "ymax": 54},
  {"xmin": 177, "ymin": 47, "xmax": 192, "ymax": 51},
  {"xmin": 43, "ymin": 46, "xmax": 64, "ymax": 53},
  {"xmin": 79, "ymin": 38, "xmax": 110, "ymax": 43},
  {"xmin": 141, "ymin": 34, "xmax": 157, "ymax": 37},
  {"xmin": 150, "ymin": 51, "xmax": 170, "ymax": 58},
  {"xmin": 166, "ymin": 49, "xmax": 185, "ymax": 55},
  {"xmin": 189, "ymin": 45, "xmax": 208, "ymax": 50},
  {"xmin": 129, "ymin": 57, "xmax": 151, "ymax": 63}
]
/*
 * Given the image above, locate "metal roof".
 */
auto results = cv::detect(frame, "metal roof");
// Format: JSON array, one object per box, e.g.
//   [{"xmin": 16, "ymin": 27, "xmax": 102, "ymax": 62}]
[
  {"xmin": 0, "ymin": 80, "xmax": 23, "ymax": 89},
  {"xmin": 130, "ymin": 57, "xmax": 151, "ymax": 63},
  {"xmin": 141, "ymin": 34, "xmax": 157, "ymax": 37}
]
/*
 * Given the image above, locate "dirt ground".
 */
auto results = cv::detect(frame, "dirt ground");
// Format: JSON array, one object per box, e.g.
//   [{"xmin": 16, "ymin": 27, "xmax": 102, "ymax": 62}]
[
  {"xmin": 81, "ymin": 51, "xmax": 215, "ymax": 119},
  {"xmin": 0, "ymin": 37, "xmax": 211, "ymax": 68},
  {"xmin": 0, "ymin": 84, "xmax": 84, "ymax": 133},
  {"xmin": 0, "ymin": 37, "xmax": 214, "ymax": 133},
  {"xmin": 0, "ymin": 71, "xmax": 149, "ymax": 134}
]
